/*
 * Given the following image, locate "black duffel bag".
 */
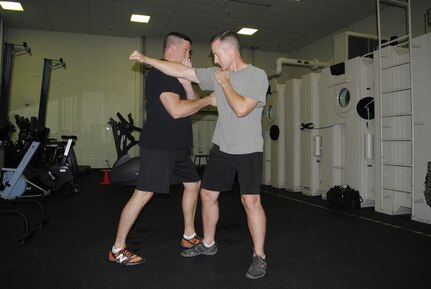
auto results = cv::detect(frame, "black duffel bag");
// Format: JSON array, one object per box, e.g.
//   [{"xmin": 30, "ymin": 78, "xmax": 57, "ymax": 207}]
[{"xmin": 327, "ymin": 185, "xmax": 363, "ymax": 210}]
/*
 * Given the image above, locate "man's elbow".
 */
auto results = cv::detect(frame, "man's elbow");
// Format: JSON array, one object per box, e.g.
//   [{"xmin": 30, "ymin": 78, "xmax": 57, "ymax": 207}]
[
  {"xmin": 234, "ymin": 100, "xmax": 257, "ymax": 118},
  {"xmin": 167, "ymin": 109, "xmax": 182, "ymax": 119},
  {"xmin": 171, "ymin": 112, "xmax": 182, "ymax": 119},
  {"xmin": 235, "ymin": 107, "xmax": 250, "ymax": 118}
]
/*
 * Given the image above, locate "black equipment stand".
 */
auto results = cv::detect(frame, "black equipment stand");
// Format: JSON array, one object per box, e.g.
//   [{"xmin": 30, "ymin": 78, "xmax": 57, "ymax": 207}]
[{"xmin": 0, "ymin": 42, "xmax": 31, "ymax": 142}]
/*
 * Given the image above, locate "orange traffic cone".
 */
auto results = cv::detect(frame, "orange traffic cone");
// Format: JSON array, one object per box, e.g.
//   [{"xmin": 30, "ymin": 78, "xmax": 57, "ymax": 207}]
[{"xmin": 101, "ymin": 169, "xmax": 111, "ymax": 185}]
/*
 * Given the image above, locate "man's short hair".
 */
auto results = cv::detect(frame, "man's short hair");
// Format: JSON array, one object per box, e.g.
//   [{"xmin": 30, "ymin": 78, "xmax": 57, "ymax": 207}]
[
  {"xmin": 163, "ymin": 32, "xmax": 192, "ymax": 52},
  {"xmin": 210, "ymin": 30, "xmax": 240, "ymax": 51}
]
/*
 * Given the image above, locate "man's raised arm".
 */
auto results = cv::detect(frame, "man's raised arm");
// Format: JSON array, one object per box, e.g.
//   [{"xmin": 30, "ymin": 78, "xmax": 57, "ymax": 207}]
[{"xmin": 129, "ymin": 50, "xmax": 199, "ymax": 83}]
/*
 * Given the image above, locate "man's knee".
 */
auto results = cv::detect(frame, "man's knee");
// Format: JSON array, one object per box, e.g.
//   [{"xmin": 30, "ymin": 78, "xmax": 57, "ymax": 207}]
[
  {"xmin": 200, "ymin": 188, "xmax": 218, "ymax": 204},
  {"xmin": 133, "ymin": 189, "xmax": 154, "ymax": 200},
  {"xmin": 241, "ymin": 195, "xmax": 261, "ymax": 211}
]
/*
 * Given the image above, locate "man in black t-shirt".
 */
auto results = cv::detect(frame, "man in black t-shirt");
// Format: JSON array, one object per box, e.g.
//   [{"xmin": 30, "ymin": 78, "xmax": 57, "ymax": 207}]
[{"xmin": 109, "ymin": 32, "xmax": 215, "ymax": 266}]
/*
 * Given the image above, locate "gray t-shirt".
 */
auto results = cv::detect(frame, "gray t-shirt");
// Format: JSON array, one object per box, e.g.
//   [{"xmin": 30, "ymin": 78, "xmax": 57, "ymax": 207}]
[{"xmin": 195, "ymin": 65, "xmax": 268, "ymax": 154}]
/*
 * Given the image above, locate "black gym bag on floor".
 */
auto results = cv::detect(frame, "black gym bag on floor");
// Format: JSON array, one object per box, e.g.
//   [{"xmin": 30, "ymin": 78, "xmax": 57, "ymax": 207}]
[{"xmin": 327, "ymin": 185, "xmax": 363, "ymax": 210}]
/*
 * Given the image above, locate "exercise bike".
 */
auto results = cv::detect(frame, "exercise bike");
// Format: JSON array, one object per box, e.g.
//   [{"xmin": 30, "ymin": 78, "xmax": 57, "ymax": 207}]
[
  {"xmin": 38, "ymin": 135, "xmax": 80, "ymax": 194},
  {"xmin": 21, "ymin": 58, "xmax": 80, "ymax": 194},
  {"xmin": 8, "ymin": 113, "xmax": 80, "ymax": 195},
  {"xmin": 108, "ymin": 112, "xmax": 141, "ymax": 186}
]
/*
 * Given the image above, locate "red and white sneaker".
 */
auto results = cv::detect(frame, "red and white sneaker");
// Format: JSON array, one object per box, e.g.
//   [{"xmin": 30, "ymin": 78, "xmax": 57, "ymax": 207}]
[{"xmin": 108, "ymin": 246, "xmax": 145, "ymax": 266}]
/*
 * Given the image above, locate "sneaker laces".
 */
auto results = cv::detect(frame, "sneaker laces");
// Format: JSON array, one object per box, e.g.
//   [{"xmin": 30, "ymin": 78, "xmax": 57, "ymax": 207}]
[
  {"xmin": 193, "ymin": 235, "xmax": 202, "ymax": 241},
  {"xmin": 121, "ymin": 247, "xmax": 136, "ymax": 257},
  {"xmin": 252, "ymin": 256, "xmax": 260, "ymax": 266},
  {"xmin": 252, "ymin": 255, "xmax": 266, "ymax": 269},
  {"xmin": 187, "ymin": 235, "xmax": 202, "ymax": 242}
]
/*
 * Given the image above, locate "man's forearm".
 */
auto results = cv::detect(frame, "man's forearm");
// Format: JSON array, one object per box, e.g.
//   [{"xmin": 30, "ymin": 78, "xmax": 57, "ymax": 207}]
[
  {"xmin": 220, "ymin": 82, "xmax": 255, "ymax": 117},
  {"xmin": 182, "ymin": 81, "xmax": 199, "ymax": 100},
  {"xmin": 147, "ymin": 58, "xmax": 188, "ymax": 78},
  {"xmin": 130, "ymin": 50, "xmax": 198, "ymax": 82},
  {"xmin": 172, "ymin": 96, "xmax": 213, "ymax": 119}
]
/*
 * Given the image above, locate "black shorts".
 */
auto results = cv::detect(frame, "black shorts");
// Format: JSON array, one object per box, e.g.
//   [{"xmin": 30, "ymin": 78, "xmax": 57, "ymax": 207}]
[
  {"xmin": 201, "ymin": 145, "xmax": 262, "ymax": 195},
  {"xmin": 136, "ymin": 147, "xmax": 200, "ymax": 194}
]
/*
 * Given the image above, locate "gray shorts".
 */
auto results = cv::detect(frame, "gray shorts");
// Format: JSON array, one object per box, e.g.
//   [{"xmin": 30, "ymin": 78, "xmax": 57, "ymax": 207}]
[
  {"xmin": 201, "ymin": 145, "xmax": 262, "ymax": 195},
  {"xmin": 136, "ymin": 147, "xmax": 200, "ymax": 194}
]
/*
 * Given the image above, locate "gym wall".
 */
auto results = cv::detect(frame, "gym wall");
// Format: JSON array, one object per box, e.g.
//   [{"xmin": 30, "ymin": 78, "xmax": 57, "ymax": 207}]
[{"xmin": 7, "ymin": 28, "xmax": 140, "ymax": 168}]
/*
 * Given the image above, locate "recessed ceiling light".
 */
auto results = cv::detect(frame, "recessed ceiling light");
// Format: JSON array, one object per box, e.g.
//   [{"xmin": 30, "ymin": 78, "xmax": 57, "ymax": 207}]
[
  {"xmin": 238, "ymin": 28, "xmax": 258, "ymax": 35},
  {"xmin": 0, "ymin": 1, "xmax": 24, "ymax": 11},
  {"xmin": 130, "ymin": 14, "xmax": 150, "ymax": 23}
]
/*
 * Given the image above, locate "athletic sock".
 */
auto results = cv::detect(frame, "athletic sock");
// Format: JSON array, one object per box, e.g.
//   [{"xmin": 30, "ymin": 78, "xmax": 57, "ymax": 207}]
[
  {"xmin": 183, "ymin": 233, "xmax": 196, "ymax": 240},
  {"xmin": 253, "ymin": 252, "xmax": 266, "ymax": 259},
  {"xmin": 203, "ymin": 240, "xmax": 215, "ymax": 248},
  {"xmin": 112, "ymin": 246, "xmax": 123, "ymax": 253}
]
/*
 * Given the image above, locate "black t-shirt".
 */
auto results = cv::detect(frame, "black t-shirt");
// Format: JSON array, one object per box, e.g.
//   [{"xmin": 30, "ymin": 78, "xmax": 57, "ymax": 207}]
[{"xmin": 139, "ymin": 67, "xmax": 193, "ymax": 149}]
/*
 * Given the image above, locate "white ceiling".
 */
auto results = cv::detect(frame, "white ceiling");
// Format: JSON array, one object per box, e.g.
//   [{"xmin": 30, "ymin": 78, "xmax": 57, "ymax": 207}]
[{"xmin": 0, "ymin": 0, "xmax": 377, "ymax": 53}]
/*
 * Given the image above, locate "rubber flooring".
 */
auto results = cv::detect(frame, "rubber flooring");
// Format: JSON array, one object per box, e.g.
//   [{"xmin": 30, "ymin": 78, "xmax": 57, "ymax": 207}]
[{"xmin": 1, "ymin": 169, "xmax": 431, "ymax": 289}]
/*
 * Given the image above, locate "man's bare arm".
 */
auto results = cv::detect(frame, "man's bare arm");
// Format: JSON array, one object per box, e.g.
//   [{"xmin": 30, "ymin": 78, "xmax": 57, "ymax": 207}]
[
  {"xmin": 180, "ymin": 81, "xmax": 199, "ymax": 100},
  {"xmin": 215, "ymin": 69, "xmax": 257, "ymax": 117},
  {"xmin": 160, "ymin": 92, "xmax": 216, "ymax": 119},
  {"xmin": 178, "ymin": 58, "xmax": 198, "ymax": 100},
  {"xmin": 129, "ymin": 50, "xmax": 199, "ymax": 83}
]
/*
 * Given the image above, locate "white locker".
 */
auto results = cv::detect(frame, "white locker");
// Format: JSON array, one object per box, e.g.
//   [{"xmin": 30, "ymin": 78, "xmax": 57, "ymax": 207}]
[
  {"xmin": 300, "ymin": 73, "xmax": 322, "ymax": 196},
  {"xmin": 320, "ymin": 57, "xmax": 375, "ymax": 206}
]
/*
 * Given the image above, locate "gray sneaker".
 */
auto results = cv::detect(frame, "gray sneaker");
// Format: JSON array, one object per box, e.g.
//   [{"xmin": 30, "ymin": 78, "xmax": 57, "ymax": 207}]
[
  {"xmin": 180, "ymin": 242, "xmax": 217, "ymax": 257},
  {"xmin": 245, "ymin": 255, "xmax": 267, "ymax": 279}
]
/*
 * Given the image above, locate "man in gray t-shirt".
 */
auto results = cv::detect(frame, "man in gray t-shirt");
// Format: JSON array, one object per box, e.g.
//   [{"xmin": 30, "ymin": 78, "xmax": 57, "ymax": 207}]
[
  {"xmin": 195, "ymin": 66, "xmax": 267, "ymax": 154},
  {"xmin": 130, "ymin": 30, "xmax": 268, "ymax": 280}
]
